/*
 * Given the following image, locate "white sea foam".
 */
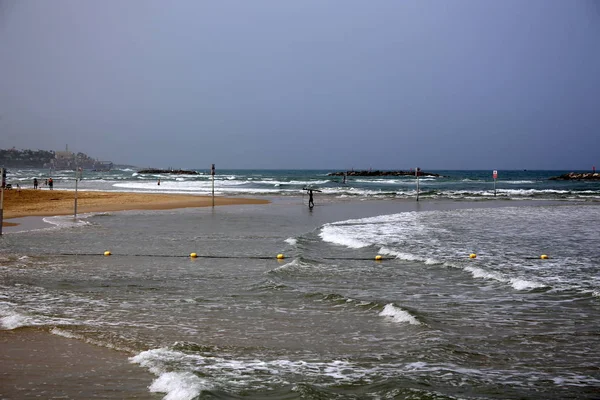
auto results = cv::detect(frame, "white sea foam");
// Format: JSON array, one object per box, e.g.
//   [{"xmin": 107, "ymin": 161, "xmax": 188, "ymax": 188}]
[
  {"xmin": 504, "ymin": 180, "xmax": 536, "ymax": 184},
  {"xmin": 50, "ymin": 327, "xmax": 80, "ymax": 339},
  {"xmin": 320, "ymin": 224, "xmax": 371, "ymax": 248},
  {"xmin": 0, "ymin": 309, "xmax": 74, "ymax": 330},
  {"xmin": 509, "ymin": 278, "xmax": 546, "ymax": 290},
  {"xmin": 464, "ymin": 266, "xmax": 546, "ymax": 291},
  {"xmin": 284, "ymin": 237, "xmax": 297, "ymax": 246},
  {"xmin": 0, "ymin": 312, "xmax": 31, "ymax": 330},
  {"xmin": 464, "ymin": 266, "xmax": 505, "ymax": 282},
  {"xmin": 43, "ymin": 215, "xmax": 92, "ymax": 228},
  {"xmin": 149, "ymin": 372, "xmax": 209, "ymax": 400},
  {"xmin": 131, "ymin": 346, "xmax": 375, "ymax": 396},
  {"xmin": 320, "ymin": 212, "xmax": 425, "ymax": 249},
  {"xmin": 379, "ymin": 303, "xmax": 420, "ymax": 325},
  {"xmin": 270, "ymin": 258, "xmax": 303, "ymax": 272}
]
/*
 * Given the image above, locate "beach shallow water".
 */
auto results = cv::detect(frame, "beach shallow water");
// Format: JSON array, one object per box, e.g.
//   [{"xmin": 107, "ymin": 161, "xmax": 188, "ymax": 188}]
[{"xmin": 1, "ymin": 194, "xmax": 599, "ymax": 399}]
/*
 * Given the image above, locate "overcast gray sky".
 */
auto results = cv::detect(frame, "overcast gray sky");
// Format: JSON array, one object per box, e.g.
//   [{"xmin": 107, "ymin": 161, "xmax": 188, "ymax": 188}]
[{"xmin": 1, "ymin": 0, "xmax": 599, "ymax": 169}]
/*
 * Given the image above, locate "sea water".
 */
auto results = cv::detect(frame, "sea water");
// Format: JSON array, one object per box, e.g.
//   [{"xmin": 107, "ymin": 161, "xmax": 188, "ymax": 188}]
[
  {"xmin": 1, "ymin": 170, "xmax": 599, "ymax": 399},
  {"xmin": 3, "ymin": 168, "xmax": 600, "ymax": 201}
]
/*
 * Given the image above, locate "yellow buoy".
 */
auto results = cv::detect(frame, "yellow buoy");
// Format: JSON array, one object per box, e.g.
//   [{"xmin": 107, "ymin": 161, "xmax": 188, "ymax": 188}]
[
  {"xmin": 104, "ymin": 251, "xmax": 111, "ymax": 256},
  {"xmin": 540, "ymin": 254, "xmax": 548, "ymax": 259},
  {"xmin": 375, "ymin": 255, "xmax": 383, "ymax": 261},
  {"xmin": 276, "ymin": 254, "xmax": 285, "ymax": 259},
  {"xmin": 469, "ymin": 253, "xmax": 477, "ymax": 259},
  {"xmin": 190, "ymin": 252, "xmax": 198, "ymax": 258}
]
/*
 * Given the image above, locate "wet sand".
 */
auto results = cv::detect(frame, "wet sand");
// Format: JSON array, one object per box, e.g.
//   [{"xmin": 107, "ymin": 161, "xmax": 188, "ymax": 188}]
[
  {"xmin": 1, "ymin": 189, "xmax": 269, "ymax": 226},
  {"xmin": 0, "ymin": 328, "xmax": 160, "ymax": 399}
]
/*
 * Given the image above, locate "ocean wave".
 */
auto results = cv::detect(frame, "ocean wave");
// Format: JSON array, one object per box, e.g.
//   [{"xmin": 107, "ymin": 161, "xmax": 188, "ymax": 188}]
[
  {"xmin": 128, "ymin": 345, "xmax": 544, "ymax": 398},
  {"xmin": 130, "ymin": 346, "xmax": 369, "ymax": 398},
  {"xmin": 464, "ymin": 266, "xmax": 547, "ymax": 291},
  {"xmin": 50, "ymin": 327, "xmax": 136, "ymax": 353},
  {"xmin": 0, "ymin": 308, "xmax": 75, "ymax": 330},
  {"xmin": 504, "ymin": 180, "xmax": 536, "ymax": 184},
  {"xmin": 379, "ymin": 303, "xmax": 421, "ymax": 325},
  {"xmin": 149, "ymin": 371, "xmax": 209, "ymax": 400}
]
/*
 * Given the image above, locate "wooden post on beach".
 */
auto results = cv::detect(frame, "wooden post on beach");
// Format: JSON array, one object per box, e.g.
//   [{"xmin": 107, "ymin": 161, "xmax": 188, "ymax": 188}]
[
  {"xmin": 0, "ymin": 168, "xmax": 4, "ymax": 235},
  {"xmin": 415, "ymin": 167, "xmax": 420, "ymax": 202},
  {"xmin": 211, "ymin": 163, "xmax": 215, "ymax": 207}
]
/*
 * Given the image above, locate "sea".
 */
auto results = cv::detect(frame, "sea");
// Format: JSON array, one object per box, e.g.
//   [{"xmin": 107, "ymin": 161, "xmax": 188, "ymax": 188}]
[{"xmin": 1, "ymin": 168, "xmax": 599, "ymax": 399}]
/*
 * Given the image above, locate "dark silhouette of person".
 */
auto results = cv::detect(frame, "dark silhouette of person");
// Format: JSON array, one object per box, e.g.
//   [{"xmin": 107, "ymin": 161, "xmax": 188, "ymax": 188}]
[
  {"xmin": 33, "ymin": 178, "xmax": 38, "ymax": 189},
  {"xmin": 308, "ymin": 189, "xmax": 314, "ymax": 208},
  {"xmin": 48, "ymin": 178, "xmax": 53, "ymax": 190}
]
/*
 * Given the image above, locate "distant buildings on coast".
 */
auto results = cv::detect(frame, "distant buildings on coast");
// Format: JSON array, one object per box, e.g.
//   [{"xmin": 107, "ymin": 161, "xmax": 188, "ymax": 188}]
[
  {"xmin": 0, "ymin": 146, "xmax": 113, "ymax": 171},
  {"xmin": 50, "ymin": 146, "xmax": 113, "ymax": 171}
]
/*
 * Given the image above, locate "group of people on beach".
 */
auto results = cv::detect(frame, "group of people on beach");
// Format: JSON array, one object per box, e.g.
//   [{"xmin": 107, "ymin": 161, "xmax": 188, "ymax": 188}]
[{"xmin": 33, "ymin": 178, "xmax": 53, "ymax": 190}]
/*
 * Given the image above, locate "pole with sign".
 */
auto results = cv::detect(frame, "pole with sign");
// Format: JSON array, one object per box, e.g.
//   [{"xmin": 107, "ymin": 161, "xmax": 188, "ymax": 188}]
[
  {"xmin": 416, "ymin": 167, "xmax": 420, "ymax": 202},
  {"xmin": 493, "ymin": 170, "xmax": 498, "ymax": 197},
  {"xmin": 211, "ymin": 164, "xmax": 215, "ymax": 207}
]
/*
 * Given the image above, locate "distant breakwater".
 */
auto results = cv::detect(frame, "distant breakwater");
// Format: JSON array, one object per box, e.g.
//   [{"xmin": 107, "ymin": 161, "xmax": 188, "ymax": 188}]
[
  {"xmin": 137, "ymin": 169, "xmax": 198, "ymax": 175},
  {"xmin": 549, "ymin": 172, "xmax": 600, "ymax": 181},
  {"xmin": 328, "ymin": 170, "xmax": 440, "ymax": 177}
]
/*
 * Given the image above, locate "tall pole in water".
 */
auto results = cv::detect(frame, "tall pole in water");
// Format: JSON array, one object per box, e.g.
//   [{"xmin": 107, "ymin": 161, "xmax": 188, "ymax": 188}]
[
  {"xmin": 416, "ymin": 167, "xmax": 420, "ymax": 202},
  {"xmin": 0, "ymin": 168, "xmax": 4, "ymax": 235},
  {"xmin": 211, "ymin": 164, "xmax": 215, "ymax": 207},
  {"xmin": 74, "ymin": 167, "xmax": 81, "ymax": 219}
]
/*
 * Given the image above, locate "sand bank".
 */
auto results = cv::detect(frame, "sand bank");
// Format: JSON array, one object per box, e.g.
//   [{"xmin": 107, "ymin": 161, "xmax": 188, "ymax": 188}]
[{"xmin": 1, "ymin": 189, "xmax": 269, "ymax": 226}]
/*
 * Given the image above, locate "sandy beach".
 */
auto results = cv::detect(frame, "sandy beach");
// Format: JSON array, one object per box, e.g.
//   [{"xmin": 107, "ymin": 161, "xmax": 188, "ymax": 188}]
[{"xmin": 1, "ymin": 188, "xmax": 269, "ymax": 226}]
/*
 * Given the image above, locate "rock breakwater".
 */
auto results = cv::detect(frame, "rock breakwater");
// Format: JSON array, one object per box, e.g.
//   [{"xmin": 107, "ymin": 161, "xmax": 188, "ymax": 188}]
[
  {"xmin": 137, "ymin": 169, "xmax": 198, "ymax": 175},
  {"xmin": 328, "ymin": 170, "xmax": 440, "ymax": 177},
  {"xmin": 549, "ymin": 172, "xmax": 600, "ymax": 181}
]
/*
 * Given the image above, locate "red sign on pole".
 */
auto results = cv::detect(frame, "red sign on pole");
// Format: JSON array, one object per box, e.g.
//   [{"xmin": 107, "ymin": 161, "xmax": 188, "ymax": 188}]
[{"xmin": 493, "ymin": 170, "xmax": 498, "ymax": 179}]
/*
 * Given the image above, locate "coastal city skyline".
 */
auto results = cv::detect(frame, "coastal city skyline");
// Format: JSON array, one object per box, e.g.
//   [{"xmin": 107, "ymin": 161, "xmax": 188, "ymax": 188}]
[{"xmin": 1, "ymin": 0, "xmax": 599, "ymax": 170}]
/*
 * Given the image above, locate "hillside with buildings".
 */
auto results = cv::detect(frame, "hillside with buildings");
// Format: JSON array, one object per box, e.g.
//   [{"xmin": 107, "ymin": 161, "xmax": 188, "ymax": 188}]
[{"xmin": 0, "ymin": 147, "xmax": 113, "ymax": 171}]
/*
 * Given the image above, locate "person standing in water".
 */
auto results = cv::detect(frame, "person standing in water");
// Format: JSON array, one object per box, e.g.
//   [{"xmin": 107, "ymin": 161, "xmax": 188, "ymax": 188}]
[{"xmin": 304, "ymin": 188, "xmax": 321, "ymax": 209}]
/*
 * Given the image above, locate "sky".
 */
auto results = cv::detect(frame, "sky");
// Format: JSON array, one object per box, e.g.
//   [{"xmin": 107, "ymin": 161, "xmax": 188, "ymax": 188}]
[{"xmin": 1, "ymin": 0, "xmax": 599, "ymax": 170}]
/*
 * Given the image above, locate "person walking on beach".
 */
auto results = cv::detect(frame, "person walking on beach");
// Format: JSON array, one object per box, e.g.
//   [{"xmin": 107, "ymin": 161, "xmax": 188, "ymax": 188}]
[
  {"xmin": 48, "ymin": 178, "xmax": 53, "ymax": 190},
  {"xmin": 33, "ymin": 178, "xmax": 38, "ymax": 189}
]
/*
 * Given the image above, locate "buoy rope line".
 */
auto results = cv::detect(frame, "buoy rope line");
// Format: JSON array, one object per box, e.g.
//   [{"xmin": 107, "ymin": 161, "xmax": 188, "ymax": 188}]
[
  {"xmin": 54, "ymin": 253, "xmax": 281, "ymax": 260},
  {"xmin": 51, "ymin": 252, "xmax": 395, "ymax": 261},
  {"xmin": 46, "ymin": 253, "xmax": 553, "ymax": 260}
]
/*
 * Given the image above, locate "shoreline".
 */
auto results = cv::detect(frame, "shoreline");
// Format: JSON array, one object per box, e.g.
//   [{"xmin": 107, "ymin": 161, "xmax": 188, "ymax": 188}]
[{"xmin": 1, "ymin": 189, "xmax": 270, "ymax": 227}]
